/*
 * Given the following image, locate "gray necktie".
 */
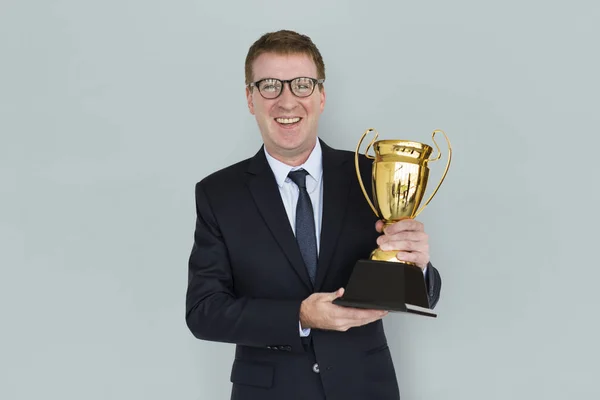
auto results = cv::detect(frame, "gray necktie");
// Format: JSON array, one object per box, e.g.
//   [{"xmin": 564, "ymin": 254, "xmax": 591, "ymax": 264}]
[{"xmin": 288, "ymin": 169, "xmax": 317, "ymax": 284}]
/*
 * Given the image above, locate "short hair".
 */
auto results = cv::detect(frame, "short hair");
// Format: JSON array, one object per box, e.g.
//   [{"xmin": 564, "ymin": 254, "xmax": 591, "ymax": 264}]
[{"xmin": 245, "ymin": 30, "xmax": 326, "ymax": 90}]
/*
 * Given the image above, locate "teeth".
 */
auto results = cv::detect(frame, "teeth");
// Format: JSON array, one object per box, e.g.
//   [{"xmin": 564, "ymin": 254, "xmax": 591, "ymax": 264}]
[{"xmin": 276, "ymin": 117, "xmax": 301, "ymax": 124}]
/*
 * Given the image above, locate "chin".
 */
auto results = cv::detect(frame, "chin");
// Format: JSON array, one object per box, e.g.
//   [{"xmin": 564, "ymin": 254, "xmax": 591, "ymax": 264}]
[{"xmin": 273, "ymin": 132, "xmax": 306, "ymax": 149}]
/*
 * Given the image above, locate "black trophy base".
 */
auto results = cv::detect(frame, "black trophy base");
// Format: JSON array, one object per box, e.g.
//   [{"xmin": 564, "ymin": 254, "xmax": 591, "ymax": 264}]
[{"xmin": 332, "ymin": 259, "xmax": 437, "ymax": 318}]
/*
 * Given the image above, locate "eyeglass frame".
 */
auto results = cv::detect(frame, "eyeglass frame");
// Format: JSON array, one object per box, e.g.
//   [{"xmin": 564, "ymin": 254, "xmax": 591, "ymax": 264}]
[{"xmin": 247, "ymin": 77, "xmax": 326, "ymax": 99}]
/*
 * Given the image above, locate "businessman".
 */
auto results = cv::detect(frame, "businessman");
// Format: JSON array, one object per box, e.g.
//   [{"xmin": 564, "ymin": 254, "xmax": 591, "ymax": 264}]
[{"xmin": 185, "ymin": 29, "xmax": 442, "ymax": 400}]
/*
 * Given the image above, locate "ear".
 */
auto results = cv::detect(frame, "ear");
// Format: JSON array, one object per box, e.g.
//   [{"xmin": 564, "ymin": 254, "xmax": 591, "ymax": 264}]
[
  {"xmin": 319, "ymin": 86, "xmax": 326, "ymax": 113},
  {"xmin": 246, "ymin": 86, "xmax": 255, "ymax": 115}
]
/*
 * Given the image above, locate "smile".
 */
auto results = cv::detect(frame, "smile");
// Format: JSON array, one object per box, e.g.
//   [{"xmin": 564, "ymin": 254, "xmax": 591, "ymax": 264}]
[{"xmin": 275, "ymin": 117, "xmax": 302, "ymax": 125}]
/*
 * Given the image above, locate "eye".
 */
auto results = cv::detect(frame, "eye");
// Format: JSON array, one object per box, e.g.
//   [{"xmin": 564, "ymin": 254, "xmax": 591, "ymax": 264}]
[
  {"xmin": 259, "ymin": 79, "xmax": 281, "ymax": 92},
  {"xmin": 292, "ymin": 78, "xmax": 314, "ymax": 93}
]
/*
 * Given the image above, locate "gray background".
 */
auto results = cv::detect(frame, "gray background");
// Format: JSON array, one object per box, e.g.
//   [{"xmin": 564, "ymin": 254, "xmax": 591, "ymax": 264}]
[{"xmin": 1, "ymin": 0, "xmax": 598, "ymax": 399}]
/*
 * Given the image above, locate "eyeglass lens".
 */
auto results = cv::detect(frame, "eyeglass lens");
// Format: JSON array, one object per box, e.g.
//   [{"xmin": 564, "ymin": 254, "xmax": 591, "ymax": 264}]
[{"xmin": 257, "ymin": 78, "xmax": 316, "ymax": 98}]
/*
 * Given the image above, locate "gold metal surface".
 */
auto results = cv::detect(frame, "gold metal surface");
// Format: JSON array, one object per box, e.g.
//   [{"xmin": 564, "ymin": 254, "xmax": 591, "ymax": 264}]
[
  {"xmin": 355, "ymin": 128, "xmax": 380, "ymax": 216},
  {"xmin": 354, "ymin": 128, "xmax": 452, "ymax": 263},
  {"xmin": 369, "ymin": 249, "xmax": 418, "ymax": 264},
  {"xmin": 414, "ymin": 130, "xmax": 452, "ymax": 217}
]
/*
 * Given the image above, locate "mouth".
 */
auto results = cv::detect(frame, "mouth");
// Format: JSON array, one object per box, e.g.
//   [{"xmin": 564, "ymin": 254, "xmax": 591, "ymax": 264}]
[{"xmin": 274, "ymin": 117, "xmax": 302, "ymax": 129}]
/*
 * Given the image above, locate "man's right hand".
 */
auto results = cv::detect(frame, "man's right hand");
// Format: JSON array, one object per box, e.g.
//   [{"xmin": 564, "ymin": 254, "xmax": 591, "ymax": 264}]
[{"xmin": 299, "ymin": 288, "xmax": 388, "ymax": 331}]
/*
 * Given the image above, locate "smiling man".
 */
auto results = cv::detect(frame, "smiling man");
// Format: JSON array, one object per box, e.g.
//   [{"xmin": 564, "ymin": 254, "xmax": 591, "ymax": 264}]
[{"xmin": 185, "ymin": 30, "xmax": 442, "ymax": 400}]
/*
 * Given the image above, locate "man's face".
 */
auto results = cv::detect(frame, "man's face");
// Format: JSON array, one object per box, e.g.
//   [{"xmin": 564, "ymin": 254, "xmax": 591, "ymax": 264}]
[{"xmin": 246, "ymin": 52, "xmax": 326, "ymax": 163}]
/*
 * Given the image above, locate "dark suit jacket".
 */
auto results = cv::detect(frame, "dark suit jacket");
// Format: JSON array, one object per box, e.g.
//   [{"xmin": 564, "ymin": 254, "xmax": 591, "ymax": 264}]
[{"xmin": 186, "ymin": 139, "xmax": 442, "ymax": 400}]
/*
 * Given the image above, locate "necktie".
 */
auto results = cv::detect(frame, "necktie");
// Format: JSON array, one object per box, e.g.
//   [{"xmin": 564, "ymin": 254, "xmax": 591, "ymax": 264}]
[{"xmin": 288, "ymin": 169, "xmax": 318, "ymax": 284}]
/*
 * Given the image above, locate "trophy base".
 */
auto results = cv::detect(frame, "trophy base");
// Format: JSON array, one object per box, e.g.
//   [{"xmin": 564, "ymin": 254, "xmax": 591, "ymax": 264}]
[{"xmin": 332, "ymin": 259, "xmax": 437, "ymax": 318}]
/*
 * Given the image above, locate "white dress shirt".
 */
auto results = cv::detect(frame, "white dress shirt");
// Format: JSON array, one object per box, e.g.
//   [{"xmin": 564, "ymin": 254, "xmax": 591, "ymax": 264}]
[{"xmin": 264, "ymin": 140, "xmax": 323, "ymax": 337}]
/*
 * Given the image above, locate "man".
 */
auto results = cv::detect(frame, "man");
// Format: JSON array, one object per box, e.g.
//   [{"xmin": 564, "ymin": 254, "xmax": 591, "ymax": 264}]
[{"xmin": 185, "ymin": 30, "xmax": 442, "ymax": 400}]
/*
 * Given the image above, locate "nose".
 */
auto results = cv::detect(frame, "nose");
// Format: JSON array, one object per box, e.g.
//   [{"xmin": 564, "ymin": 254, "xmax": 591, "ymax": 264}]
[{"xmin": 276, "ymin": 82, "xmax": 298, "ymax": 110}]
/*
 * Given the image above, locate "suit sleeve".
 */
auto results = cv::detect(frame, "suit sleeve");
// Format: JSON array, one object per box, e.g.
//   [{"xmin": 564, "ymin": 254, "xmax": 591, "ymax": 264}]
[
  {"xmin": 424, "ymin": 262, "xmax": 442, "ymax": 309},
  {"xmin": 185, "ymin": 182, "xmax": 305, "ymax": 353}
]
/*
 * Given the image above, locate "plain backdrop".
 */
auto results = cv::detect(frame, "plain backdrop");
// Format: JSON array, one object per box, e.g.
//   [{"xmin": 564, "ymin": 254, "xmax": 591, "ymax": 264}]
[{"xmin": 1, "ymin": 1, "xmax": 599, "ymax": 399}]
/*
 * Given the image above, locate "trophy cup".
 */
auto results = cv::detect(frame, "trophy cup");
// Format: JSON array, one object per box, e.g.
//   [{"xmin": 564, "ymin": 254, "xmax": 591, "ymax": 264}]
[{"xmin": 333, "ymin": 128, "xmax": 452, "ymax": 317}]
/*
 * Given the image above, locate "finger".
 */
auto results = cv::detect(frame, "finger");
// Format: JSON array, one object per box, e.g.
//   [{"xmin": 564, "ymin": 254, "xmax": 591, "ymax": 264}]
[
  {"xmin": 340, "ymin": 311, "xmax": 389, "ymax": 330},
  {"xmin": 324, "ymin": 287, "xmax": 345, "ymax": 302},
  {"xmin": 375, "ymin": 220, "xmax": 385, "ymax": 233},
  {"xmin": 361, "ymin": 311, "xmax": 389, "ymax": 325},
  {"xmin": 384, "ymin": 219, "xmax": 424, "ymax": 234},
  {"xmin": 395, "ymin": 251, "xmax": 429, "ymax": 269},
  {"xmin": 380, "ymin": 240, "xmax": 429, "ymax": 253},
  {"xmin": 335, "ymin": 307, "xmax": 387, "ymax": 321},
  {"xmin": 377, "ymin": 231, "xmax": 428, "ymax": 246}
]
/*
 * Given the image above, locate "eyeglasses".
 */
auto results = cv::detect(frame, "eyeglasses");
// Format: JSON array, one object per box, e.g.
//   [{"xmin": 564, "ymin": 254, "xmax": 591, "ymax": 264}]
[{"xmin": 248, "ymin": 77, "xmax": 325, "ymax": 99}]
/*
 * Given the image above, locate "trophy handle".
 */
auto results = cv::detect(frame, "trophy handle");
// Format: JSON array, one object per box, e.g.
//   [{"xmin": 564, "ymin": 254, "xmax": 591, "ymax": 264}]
[
  {"xmin": 414, "ymin": 129, "xmax": 452, "ymax": 217},
  {"xmin": 355, "ymin": 128, "xmax": 380, "ymax": 217}
]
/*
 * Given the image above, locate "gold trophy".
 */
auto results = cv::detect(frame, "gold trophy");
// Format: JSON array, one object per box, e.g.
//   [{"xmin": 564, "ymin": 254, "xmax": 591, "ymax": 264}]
[{"xmin": 333, "ymin": 128, "xmax": 452, "ymax": 317}]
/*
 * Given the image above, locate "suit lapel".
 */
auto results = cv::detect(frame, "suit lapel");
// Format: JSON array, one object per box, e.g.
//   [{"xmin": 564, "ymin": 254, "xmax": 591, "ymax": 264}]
[
  {"xmin": 315, "ymin": 140, "xmax": 352, "ymax": 290},
  {"xmin": 246, "ymin": 147, "xmax": 314, "ymax": 292}
]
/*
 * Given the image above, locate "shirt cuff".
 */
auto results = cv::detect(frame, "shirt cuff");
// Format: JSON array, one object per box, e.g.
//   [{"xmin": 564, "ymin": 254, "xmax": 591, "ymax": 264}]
[{"xmin": 299, "ymin": 321, "xmax": 311, "ymax": 337}]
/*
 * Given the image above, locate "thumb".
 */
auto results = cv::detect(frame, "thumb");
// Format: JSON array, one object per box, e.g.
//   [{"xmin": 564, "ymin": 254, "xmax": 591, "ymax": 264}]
[{"xmin": 325, "ymin": 287, "xmax": 345, "ymax": 301}]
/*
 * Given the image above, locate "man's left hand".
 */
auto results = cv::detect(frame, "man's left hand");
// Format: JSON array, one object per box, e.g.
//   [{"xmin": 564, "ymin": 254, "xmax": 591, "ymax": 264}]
[{"xmin": 375, "ymin": 219, "xmax": 430, "ymax": 270}]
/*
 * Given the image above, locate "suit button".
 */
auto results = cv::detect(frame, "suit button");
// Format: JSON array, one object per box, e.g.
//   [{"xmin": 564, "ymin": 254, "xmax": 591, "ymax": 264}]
[
  {"xmin": 285, "ymin": 346, "xmax": 291, "ymax": 351},
  {"xmin": 312, "ymin": 363, "xmax": 320, "ymax": 373}
]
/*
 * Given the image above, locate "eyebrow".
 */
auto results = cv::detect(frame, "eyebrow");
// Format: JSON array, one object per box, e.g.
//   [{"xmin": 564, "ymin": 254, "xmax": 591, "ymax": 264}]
[{"xmin": 253, "ymin": 76, "xmax": 315, "ymax": 81}]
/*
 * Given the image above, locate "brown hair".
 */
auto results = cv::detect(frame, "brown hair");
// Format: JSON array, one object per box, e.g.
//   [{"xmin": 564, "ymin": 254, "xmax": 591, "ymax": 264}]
[{"xmin": 245, "ymin": 30, "xmax": 326, "ymax": 89}]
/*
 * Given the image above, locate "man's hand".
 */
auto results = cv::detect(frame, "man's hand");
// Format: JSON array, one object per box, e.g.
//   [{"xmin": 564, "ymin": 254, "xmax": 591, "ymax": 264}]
[
  {"xmin": 299, "ymin": 288, "xmax": 388, "ymax": 331},
  {"xmin": 375, "ymin": 219, "xmax": 430, "ymax": 270}
]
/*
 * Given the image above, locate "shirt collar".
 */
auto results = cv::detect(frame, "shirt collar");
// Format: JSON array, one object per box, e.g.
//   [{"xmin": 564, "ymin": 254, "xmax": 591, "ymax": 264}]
[{"xmin": 264, "ymin": 139, "xmax": 323, "ymax": 188}]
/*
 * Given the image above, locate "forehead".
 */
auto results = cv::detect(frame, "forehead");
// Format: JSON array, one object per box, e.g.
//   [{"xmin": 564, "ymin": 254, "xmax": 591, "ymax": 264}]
[{"xmin": 252, "ymin": 52, "xmax": 318, "ymax": 81}]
